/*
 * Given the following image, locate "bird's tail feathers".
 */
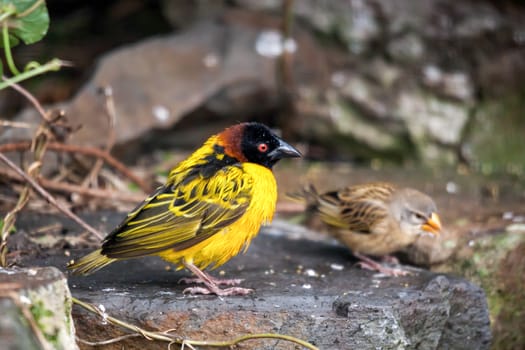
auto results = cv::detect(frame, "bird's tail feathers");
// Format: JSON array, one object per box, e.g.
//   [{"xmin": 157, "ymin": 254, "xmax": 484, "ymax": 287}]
[
  {"xmin": 67, "ymin": 249, "xmax": 116, "ymax": 275},
  {"xmin": 287, "ymin": 184, "xmax": 321, "ymax": 208}
]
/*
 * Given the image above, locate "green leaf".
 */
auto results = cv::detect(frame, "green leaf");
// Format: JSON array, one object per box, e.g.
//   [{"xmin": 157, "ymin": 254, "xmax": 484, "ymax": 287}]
[{"xmin": 0, "ymin": 0, "xmax": 49, "ymax": 46}]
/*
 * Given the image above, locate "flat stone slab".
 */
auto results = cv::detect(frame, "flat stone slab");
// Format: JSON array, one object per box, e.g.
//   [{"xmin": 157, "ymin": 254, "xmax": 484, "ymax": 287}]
[{"xmin": 16, "ymin": 212, "xmax": 491, "ymax": 349}]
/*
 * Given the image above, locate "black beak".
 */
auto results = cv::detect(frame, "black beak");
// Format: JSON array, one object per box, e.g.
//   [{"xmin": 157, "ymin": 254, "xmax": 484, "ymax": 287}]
[{"xmin": 268, "ymin": 138, "xmax": 302, "ymax": 160}]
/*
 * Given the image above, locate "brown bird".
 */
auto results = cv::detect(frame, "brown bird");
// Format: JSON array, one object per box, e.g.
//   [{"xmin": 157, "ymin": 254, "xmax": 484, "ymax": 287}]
[{"xmin": 291, "ymin": 182, "xmax": 442, "ymax": 276}]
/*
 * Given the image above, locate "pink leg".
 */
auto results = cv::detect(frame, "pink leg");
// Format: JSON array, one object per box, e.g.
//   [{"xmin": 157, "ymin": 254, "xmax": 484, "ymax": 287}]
[
  {"xmin": 380, "ymin": 255, "xmax": 400, "ymax": 265},
  {"xmin": 354, "ymin": 252, "xmax": 410, "ymax": 277},
  {"xmin": 180, "ymin": 261, "xmax": 253, "ymax": 296},
  {"xmin": 179, "ymin": 274, "xmax": 244, "ymax": 287}
]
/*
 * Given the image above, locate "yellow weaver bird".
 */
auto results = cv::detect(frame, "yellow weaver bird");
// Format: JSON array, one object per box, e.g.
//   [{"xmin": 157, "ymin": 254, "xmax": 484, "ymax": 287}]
[
  {"xmin": 68, "ymin": 122, "xmax": 301, "ymax": 295},
  {"xmin": 290, "ymin": 182, "xmax": 442, "ymax": 276}
]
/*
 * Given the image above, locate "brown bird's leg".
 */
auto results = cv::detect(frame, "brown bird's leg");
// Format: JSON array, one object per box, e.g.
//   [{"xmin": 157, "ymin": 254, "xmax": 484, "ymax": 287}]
[
  {"xmin": 353, "ymin": 252, "xmax": 410, "ymax": 277},
  {"xmin": 180, "ymin": 261, "xmax": 253, "ymax": 296},
  {"xmin": 380, "ymin": 255, "xmax": 400, "ymax": 265}
]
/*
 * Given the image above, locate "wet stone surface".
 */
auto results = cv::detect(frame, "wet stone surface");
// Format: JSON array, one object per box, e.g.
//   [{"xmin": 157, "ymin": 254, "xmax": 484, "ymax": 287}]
[{"xmin": 15, "ymin": 211, "xmax": 491, "ymax": 350}]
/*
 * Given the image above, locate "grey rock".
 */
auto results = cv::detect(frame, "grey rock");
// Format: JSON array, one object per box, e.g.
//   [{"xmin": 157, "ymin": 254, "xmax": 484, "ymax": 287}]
[
  {"xmin": 233, "ymin": 0, "xmax": 282, "ymax": 11},
  {"xmin": 463, "ymin": 98, "xmax": 525, "ymax": 176},
  {"xmin": 0, "ymin": 267, "xmax": 78, "ymax": 350},
  {"xmin": 379, "ymin": 0, "xmax": 434, "ymax": 36},
  {"xmin": 364, "ymin": 59, "xmax": 403, "ymax": 89},
  {"xmin": 325, "ymin": 88, "xmax": 404, "ymax": 152},
  {"xmin": 160, "ymin": 0, "xmax": 227, "ymax": 29},
  {"xmin": 334, "ymin": 275, "xmax": 491, "ymax": 349},
  {"xmin": 4, "ymin": 0, "xmax": 523, "ymax": 169},
  {"xmin": 453, "ymin": 3, "xmax": 503, "ymax": 38},
  {"xmin": 422, "ymin": 65, "xmax": 474, "ymax": 101},
  {"xmin": 0, "ymin": 299, "xmax": 42, "ymax": 350},
  {"xmin": 16, "ymin": 211, "xmax": 491, "ymax": 350},
  {"xmin": 387, "ymin": 33, "xmax": 426, "ymax": 64},
  {"xmin": 2, "ymin": 20, "xmax": 279, "ymax": 150},
  {"xmin": 239, "ymin": 0, "xmax": 381, "ymax": 54},
  {"xmin": 395, "ymin": 89, "xmax": 471, "ymax": 163}
]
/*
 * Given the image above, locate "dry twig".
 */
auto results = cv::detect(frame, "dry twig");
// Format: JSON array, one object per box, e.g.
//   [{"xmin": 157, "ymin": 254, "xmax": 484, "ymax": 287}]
[
  {"xmin": 2, "ymin": 75, "xmax": 50, "ymax": 121},
  {"xmin": 76, "ymin": 334, "xmax": 141, "ymax": 346},
  {"xmin": 0, "ymin": 153, "xmax": 104, "ymax": 240},
  {"xmin": 0, "ymin": 120, "xmax": 33, "ymax": 128},
  {"xmin": 0, "ymin": 141, "xmax": 150, "ymax": 193},
  {"xmin": 0, "ymin": 167, "xmax": 145, "ymax": 203},
  {"xmin": 0, "ymin": 110, "xmax": 51, "ymax": 266},
  {"xmin": 82, "ymin": 86, "xmax": 118, "ymax": 189}
]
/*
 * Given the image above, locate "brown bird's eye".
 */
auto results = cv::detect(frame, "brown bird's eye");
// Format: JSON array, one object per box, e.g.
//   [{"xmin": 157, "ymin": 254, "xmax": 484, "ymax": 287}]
[
  {"xmin": 413, "ymin": 213, "xmax": 425, "ymax": 220},
  {"xmin": 257, "ymin": 143, "xmax": 268, "ymax": 153}
]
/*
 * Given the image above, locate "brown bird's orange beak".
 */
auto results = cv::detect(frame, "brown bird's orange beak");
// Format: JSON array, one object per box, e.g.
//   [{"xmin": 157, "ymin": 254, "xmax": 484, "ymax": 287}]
[{"xmin": 422, "ymin": 212, "xmax": 442, "ymax": 235}]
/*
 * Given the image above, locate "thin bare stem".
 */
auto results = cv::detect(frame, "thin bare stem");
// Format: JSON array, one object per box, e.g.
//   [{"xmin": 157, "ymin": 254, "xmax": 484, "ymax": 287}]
[
  {"xmin": 0, "ymin": 167, "xmax": 145, "ymax": 203},
  {"xmin": 82, "ymin": 86, "xmax": 117, "ymax": 188},
  {"xmin": 2, "ymin": 76, "xmax": 49, "ymax": 121},
  {"xmin": 0, "ymin": 152, "xmax": 104, "ymax": 240},
  {"xmin": 0, "ymin": 141, "xmax": 150, "ymax": 193},
  {"xmin": 76, "ymin": 334, "xmax": 141, "ymax": 346},
  {"xmin": 0, "ymin": 177, "xmax": 31, "ymax": 267},
  {"xmin": 0, "ymin": 114, "xmax": 52, "ymax": 266},
  {"xmin": 0, "ymin": 120, "xmax": 33, "ymax": 128}
]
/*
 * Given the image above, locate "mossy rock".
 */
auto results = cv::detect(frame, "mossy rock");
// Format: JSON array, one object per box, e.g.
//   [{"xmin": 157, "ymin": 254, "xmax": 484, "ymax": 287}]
[
  {"xmin": 437, "ymin": 225, "xmax": 525, "ymax": 349},
  {"xmin": 466, "ymin": 91, "xmax": 525, "ymax": 177},
  {"xmin": 0, "ymin": 266, "xmax": 78, "ymax": 350}
]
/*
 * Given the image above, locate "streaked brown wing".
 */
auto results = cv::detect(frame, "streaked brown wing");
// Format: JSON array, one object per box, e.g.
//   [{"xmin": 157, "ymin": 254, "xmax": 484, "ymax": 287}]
[{"xmin": 319, "ymin": 183, "xmax": 395, "ymax": 234}]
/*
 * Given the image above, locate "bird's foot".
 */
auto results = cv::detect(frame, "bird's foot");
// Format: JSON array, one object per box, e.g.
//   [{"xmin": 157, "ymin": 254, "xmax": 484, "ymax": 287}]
[
  {"xmin": 183, "ymin": 286, "xmax": 253, "ymax": 296},
  {"xmin": 380, "ymin": 255, "xmax": 400, "ymax": 265},
  {"xmin": 178, "ymin": 276, "xmax": 244, "ymax": 286},
  {"xmin": 354, "ymin": 252, "xmax": 411, "ymax": 277},
  {"xmin": 181, "ymin": 261, "xmax": 253, "ymax": 296},
  {"xmin": 356, "ymin": 261, "xmax": 411, "ymax": 276}
]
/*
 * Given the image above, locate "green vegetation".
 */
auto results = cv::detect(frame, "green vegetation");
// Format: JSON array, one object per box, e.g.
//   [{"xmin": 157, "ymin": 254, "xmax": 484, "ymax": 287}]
[
  {"xmin": 0, "ymin": 0, "xmax": 62, "ymax": 90},
  {"xmin": 452, "ymin": 230, "xmax": 525, "ymax": 349},
  {"xmin": 29, "ymin": 299, "xmax": 60, "ymax": 346}
]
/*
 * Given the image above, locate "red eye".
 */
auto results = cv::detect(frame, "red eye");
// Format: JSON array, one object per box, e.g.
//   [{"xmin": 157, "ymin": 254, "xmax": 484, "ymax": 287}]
[{"xmin": 258, "ymin": 143, "xmax": 268, "ymax": 153}]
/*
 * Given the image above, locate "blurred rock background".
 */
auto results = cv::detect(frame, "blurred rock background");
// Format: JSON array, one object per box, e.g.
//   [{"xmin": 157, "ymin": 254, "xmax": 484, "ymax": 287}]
[
  {"xmin": 2, "ymin": 1, "xmax": 525, "ymax": 348},
  {"xmin": 3, "ymin": 0, "xmax": 524, "ymax": 172}
]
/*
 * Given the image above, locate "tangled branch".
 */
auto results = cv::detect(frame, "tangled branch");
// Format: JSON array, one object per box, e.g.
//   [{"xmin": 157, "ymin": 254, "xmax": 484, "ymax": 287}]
[
  {"xmin": 0, "ymin": 141, "xmax": 151, "ymax": 193},
  {"xmin": 0, "ymin": 153, "xmax": 104, "ymax": 240}
]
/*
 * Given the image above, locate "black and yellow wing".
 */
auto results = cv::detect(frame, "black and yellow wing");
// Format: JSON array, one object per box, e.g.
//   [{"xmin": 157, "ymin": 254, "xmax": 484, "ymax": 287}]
[{"xmin": 100, "ymin": 165, "xmax": 253, "ymax": 259}]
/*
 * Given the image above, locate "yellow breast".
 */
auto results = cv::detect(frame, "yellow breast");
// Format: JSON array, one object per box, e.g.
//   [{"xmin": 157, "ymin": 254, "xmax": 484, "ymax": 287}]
[{"xmin": 158, "ymin": 163, "xmax": 277, "ymax": 270}]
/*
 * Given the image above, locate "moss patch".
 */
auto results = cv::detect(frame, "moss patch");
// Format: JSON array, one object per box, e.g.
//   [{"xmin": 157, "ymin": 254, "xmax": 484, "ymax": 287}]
[
  {"xmin": 445, "ymin": 230, "xmax": 525, "ymax": 349},
  {"xmin": 29, "ymin": 300, "xmax": 60, "ymax": 347}
]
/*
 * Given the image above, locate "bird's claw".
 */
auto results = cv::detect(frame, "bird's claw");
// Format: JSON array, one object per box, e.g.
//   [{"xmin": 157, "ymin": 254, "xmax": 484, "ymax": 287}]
[
  {"xmin": 178, "ymin": 276, "xmax": 244, "ymax": 286},
  {"xmin": 356, "ymin": 261, "xmax": 411, "ymax": 276}
]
